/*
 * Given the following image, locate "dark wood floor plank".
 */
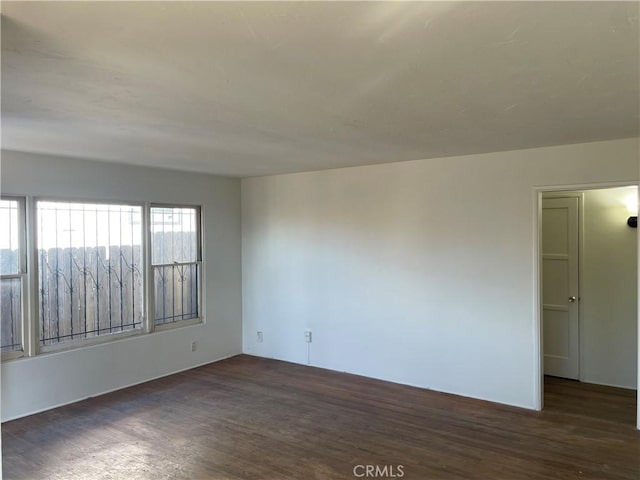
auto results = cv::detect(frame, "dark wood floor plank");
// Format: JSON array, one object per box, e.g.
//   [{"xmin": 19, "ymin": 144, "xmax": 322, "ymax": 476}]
[{"xmin": 2, "ymin": 355, "xmax": 638, "ymax": 479}]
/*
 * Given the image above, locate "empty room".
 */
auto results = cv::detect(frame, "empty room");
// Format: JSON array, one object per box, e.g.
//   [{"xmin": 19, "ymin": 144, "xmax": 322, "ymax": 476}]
[{"xmin": 1, "ymin": 1, "xmax": 639, "ymax": 479}]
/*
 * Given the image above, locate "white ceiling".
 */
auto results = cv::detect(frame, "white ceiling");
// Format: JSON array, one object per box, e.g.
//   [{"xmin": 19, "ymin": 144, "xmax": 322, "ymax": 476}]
[{"xmin": 1, "ymin": 1, "xmax": 638, "ymax": 177}]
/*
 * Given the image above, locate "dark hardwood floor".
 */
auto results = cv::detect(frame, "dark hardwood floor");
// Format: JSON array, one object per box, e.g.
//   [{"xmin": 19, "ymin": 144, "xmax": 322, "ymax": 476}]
[
  {"xmin": 544, "ymin": 375, "xmax": 637, "ymax": 426},
  {"xmin": 2, "ymin": 355, "xmax": 638, "ymax": 479}
]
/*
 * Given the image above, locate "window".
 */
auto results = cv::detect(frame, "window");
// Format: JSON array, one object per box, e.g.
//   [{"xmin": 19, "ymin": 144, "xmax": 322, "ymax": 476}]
[
  {"xmin": 150, "ymin": 206, "xmax": 201, "ymax": 327},
  {"xmin": 37, "ymin": 201, "xmax": 144, "ymax": 347},
  {"xmin": 1, "ymin": 198, "xmax": 203, "ymax": 359},
  {"xmin": 1, "ymin": 197, "xmax": 26, "ymax": 355}
]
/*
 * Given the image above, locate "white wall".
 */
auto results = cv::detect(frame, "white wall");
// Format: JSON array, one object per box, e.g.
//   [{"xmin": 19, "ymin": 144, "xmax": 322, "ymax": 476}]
[
  {"xmin": 242, "ymin": 138, "xmax": 639, "ymax": 409},
  {"xmin": 581, "ymin": 187, "xmax": 638, "ymax": 388},
  {"xmin": 0, "ymin": 150, "xmax": 242, "ymax": 421}
]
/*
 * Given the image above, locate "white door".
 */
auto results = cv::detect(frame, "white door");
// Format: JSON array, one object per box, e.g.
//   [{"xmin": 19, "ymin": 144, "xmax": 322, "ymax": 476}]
[{"xmin": 542, "ymin": 197, "xmax": 579, "ymax": 379}]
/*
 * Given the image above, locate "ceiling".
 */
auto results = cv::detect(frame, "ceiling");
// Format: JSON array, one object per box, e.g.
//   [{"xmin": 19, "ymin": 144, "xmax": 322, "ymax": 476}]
[{"xmin": 1, "ymin": 1, "xmax": 638, "ymax": 177}]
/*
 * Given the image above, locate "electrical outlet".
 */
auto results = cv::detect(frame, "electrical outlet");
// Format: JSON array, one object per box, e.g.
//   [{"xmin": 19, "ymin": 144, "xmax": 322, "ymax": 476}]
[
  {"xmin": 257, "ymin": 331, "xmax": 264, "ymax": 343},
  {"xmin": 191, "ymin": 341, "xmax": 198, "ymax": 352},
  {"xmin": 304, "ymin": 330, "xmax": 312, "ymax": 343}
]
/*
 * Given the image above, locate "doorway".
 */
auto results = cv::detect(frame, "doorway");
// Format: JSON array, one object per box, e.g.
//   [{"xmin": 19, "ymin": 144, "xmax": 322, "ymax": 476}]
[{"xmin": 536, "ymin": 184, "xmax": 639, "ymax": 427}]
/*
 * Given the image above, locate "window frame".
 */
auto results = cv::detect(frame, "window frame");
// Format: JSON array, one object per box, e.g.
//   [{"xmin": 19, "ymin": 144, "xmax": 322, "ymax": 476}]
[
  {"xmin": 0, "ymin": 196, "xmax": 205, "ymax": 362},
  {"xmin": 33, "ymin": 196, "xmax": 149, "ymax": 355},
  {"xmin": 149, "ymin": 203, "xmax": 203, "ymax": 332},
  {"xmin": 1, "ymin": 196, "xmax": 28, "ymax": 361}
]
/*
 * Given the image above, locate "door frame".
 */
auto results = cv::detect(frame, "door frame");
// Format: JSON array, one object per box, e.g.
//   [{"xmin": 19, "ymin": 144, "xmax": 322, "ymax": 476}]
[{"xmin": 533, "ymin": 180, "xmax": 640, "ymax": 430}]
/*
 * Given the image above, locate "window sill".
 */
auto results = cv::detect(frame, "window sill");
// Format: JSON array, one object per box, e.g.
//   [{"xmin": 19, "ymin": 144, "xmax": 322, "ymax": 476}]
[
  {"xmin": 38, "ymin": 328, "xmax": 145, "ymax": 355},
  {"xmin": 1, "ymin": 350, "xmax": 25, "ymax": 362},
  {"xmin": 1, "ymin": 318, "xmax": 206, "ymax": 363},
  {"xmin": 153, "ymin": 317, "xmax": 204, "ymax": 332}
]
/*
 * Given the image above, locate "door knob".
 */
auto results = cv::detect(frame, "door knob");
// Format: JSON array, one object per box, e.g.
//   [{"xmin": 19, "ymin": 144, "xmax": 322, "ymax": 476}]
[{"xmin": 568, "ymin": 296, "xmax": 576, "ymax": 303}]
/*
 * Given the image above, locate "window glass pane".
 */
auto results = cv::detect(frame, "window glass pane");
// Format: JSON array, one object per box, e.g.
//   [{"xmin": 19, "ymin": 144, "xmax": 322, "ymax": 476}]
[
  {"xmin": 154, "ymin": 263, "xmax": 199, "ymax": 326},
  {"xmin": 1, "ymin": 278, "xmax": 22, "ymax": 353},
  {"xmin": 151, "ymin": 206, "xmax": 200, "ymax": 326},
  {"xmin": 37, "ymin": 202, "xmax": 144, "ymax": 346},
  {"xmin": 0, "ymin": 199, "xmax": 20, "ymax": 275},
  {"xmin": 151, "ymin": 207, "xmax": 198, "ymax": 265}
]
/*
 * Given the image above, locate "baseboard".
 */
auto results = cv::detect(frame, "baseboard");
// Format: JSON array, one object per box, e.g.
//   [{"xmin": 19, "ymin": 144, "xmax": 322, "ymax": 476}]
[
  {"xmin": 241, "ymin": 353, "xmax": 537, "ymax": 411},
  {"xmin": 1, "ymin": 353, "xmax": 240, "ymax": 423},
  {"xmin": 579, "ymin": 378, "xmax": 637, "ymax": 391}
]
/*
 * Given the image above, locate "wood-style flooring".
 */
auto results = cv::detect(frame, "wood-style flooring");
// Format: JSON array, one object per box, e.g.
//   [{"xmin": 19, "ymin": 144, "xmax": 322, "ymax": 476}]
[{"xmin": 2, "ymin": 355, "xmax": 639, "ymax": 479}]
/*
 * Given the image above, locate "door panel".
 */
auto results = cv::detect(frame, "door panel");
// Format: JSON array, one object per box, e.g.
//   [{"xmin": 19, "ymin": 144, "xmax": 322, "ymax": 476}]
[
  {"xmin": 543, "ymin": 308, "xmax": 570, "ymax": 358},
  {"xmin": 543, "ymin": 259, "xmax": 569, "ymax": 305},
  {"xmin": 542, "ymin": 197, "xmax": 579, "ymax": 379},
  {"xmin": 542, "ymin": 208, "xmax": 569, "ymax": 255}
]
